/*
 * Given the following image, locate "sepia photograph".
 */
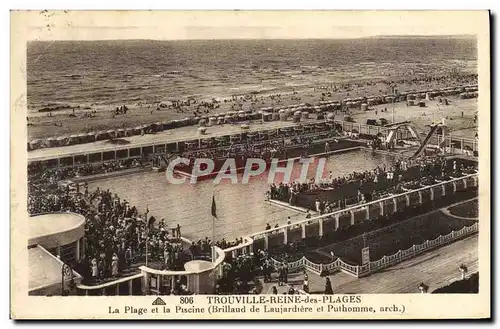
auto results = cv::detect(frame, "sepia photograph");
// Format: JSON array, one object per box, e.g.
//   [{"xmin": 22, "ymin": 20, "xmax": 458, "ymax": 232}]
[{"xmin": 10, "ymin": 10, "xmax": 491, "ymax": 319}]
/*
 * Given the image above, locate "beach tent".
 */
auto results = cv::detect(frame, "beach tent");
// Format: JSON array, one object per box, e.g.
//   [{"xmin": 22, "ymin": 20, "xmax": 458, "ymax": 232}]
[
  {"xmin": 249, "ymin": 112, "xmax": 261, "ymax": 120},
  {"xmin": 293, "ymin": 111, "xmax": 301, "ymax": 123},
  {"xmin": 75, "ymin": 133, "xmax": 88, "ymax": 144},
  {"xmin": 278, "ymin": 113, "xmax": 287, "ymax": 122},
  {"xmin": 165, "ymin": 119, "xmax": 176, "ymax": 129},
  {"xmin": 124, "ymin": 128, "xmax": 134, "ymax": 137},
  {"xmin": 68, "ymin": 134, "xmax": 79, "ymax": 145},
  {"xmin": 95, "ymin": 131, "xmax": 107, "ymax": 141},
  {"xmin": 56, "ymin": 135, "xmax": 69, "ymax": 146},
  {"xmin": 107, "ymin": 129, "xmax": 116, "ymax": 138},
  {"xmin": 29, "ymin": 139, "xmax": 42, "ymax": 150},
  {"xmin": 116, "ymin": 129, "xmax": 126, "ymax": 138},
  {"xmin": 152, "ymin": 122, "xmax": 163, "ymax": 132},
  {"xmin": 179, "ymin": 118, "xmax": 192, "ymax": 127},
  {"xmin": 87, "ymin": 132, "xmax": 97, "ymax": 141},
  {"xmin": 45, "ymin": 137, "xmax": 56, "ymax": 148},
  {"xmin": 262, "ymin": 112, "xmax": 272, "ymax": 122},
  {"xmin": 208, "ymin": 117, "xmax": 217, "ymax": 126}
]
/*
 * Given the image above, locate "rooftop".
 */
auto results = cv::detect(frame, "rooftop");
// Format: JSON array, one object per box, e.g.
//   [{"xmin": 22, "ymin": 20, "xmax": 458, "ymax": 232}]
[
  {"xmin": 28, "ymin": 119, "xmax": 317, "ymax": 162},
  {"xmin": 28, "ymin": 245, "xmax": 82, "ymax": 292},
  {"xmin": 29, "ymin": 213, "xmax": 85, "ymax": 242}
]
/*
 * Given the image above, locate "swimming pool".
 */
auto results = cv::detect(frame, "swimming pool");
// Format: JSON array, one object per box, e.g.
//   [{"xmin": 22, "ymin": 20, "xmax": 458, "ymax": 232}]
[{"xmin": 89, "ymin": 149, "xmax": 395, "ymax": 241}]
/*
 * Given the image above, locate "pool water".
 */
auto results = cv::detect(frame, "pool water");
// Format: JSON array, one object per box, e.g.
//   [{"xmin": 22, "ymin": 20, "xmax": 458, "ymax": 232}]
[{"xmin": 89, "ymin": 149, "xmax": 395, "ymax": 241}]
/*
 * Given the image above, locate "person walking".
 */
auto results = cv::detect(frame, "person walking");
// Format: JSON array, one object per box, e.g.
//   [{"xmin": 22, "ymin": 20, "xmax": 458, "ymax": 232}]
[
  {"xmin": 303, "ymin": 271, "xmax": 309, "ymax": 293},
  {"xmin": 325, "ymin": 277, "xmax": 334, "ymax": 294}
]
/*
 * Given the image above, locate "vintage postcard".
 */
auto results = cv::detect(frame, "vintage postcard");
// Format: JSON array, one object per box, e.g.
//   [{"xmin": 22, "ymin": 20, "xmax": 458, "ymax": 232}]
[{"xmin": 10, "ymin": 10, "xmax": 490, "ymax": 319}]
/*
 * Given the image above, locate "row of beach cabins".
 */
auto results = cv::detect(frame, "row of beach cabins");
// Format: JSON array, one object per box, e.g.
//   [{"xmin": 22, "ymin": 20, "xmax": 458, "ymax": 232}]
[{"xmin": 27, "ymin": 84, "xmax": 477, "ymax": 151}]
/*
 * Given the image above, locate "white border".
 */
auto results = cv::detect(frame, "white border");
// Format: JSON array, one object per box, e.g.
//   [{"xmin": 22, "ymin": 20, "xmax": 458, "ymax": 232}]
[{"xmin": 3, "ymin": 2, "xmax": 498, "ymax": 328}]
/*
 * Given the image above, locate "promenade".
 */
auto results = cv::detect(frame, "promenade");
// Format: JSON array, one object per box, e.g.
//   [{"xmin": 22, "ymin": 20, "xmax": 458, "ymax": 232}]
[{"xmin": 261, "ymin": 234, "xmax": 478, "ymax": 294}]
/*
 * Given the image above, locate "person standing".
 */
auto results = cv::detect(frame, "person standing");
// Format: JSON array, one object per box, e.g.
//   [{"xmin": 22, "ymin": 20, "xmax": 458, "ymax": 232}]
[
  {"xmin": 303, "ymin": 271, "xmax": 309, "ymax": 293},
  {"xmin": 325, "ymin": 277, "xmax": 334, "ymax": 294},
  {"xmin": 111, "ymin": 253, "xmax": 119, "ymax": 277},
  {"xmin": 91, "ymin": 258, "xmax": 98, "ymax": 281},
  {"xmin": 283, "ymin": 262, "xmax": 289, "ymax": 284},
  {"xmin": 315, "ymin": 198, "xmax": 321, "ymax": 213}
]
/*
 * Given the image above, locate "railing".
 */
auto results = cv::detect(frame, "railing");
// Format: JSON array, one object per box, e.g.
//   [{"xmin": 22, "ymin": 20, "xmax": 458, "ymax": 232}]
[
  {"xmin": 270, "ymin": 222, "xmax": 478, "ymax": 278},
  {"xmin": 367, "ymin": 223, "xmax": 478, "ymax": 274},
  {"xmin": 28, "ymin": 120, "xmax": 334, "ymax": 162},
  {"xmin": 76, "ymin": 273, "xmax": 144, "ymax": 292},
  {"xmin": 139, "ymin": 246, "xmax": 225, "ymax": 276},
  {"xmin": 336, "ymin": 120, "xmax": 478, "ymax": 145},
  {"xmin": 249, "ymin": 173, "xmax": 478, "ymax": 240},
  {"xmin": 223, "ymin": 236, "xmax": 254, "ymax": 257},
  {"xmin": 71, "ymin": 173, "xmax": 476, "ymax": 294},
  {"xmin": 76, "ymin": 245, "xmax": 226, "ymax": 294}
]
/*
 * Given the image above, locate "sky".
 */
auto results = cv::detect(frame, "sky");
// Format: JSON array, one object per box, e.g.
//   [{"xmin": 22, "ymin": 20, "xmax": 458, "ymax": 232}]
[{"xmin": 11, "ymin": 10, "xmax": 487, "ymax": 41}]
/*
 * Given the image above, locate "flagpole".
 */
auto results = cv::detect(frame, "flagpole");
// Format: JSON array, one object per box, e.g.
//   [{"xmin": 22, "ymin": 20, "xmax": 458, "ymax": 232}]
[
  {"xmin": 145, "ymin": 205, "xmax": 149, "ymax": 267},
  {"xmin": 145, "ymin": 235, "xmax": 148, "ymax": 267},
  {"xmin": 211, "ymin": 191, "xmax": 216, "ymax": 262},
  {"xmin": 212, "ymin": 215, "xmax": 215, "ymax": 261}
]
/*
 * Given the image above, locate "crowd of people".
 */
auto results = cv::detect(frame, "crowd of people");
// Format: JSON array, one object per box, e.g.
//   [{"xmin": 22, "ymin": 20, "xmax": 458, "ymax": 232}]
[
  {"xmin": 28, "ymin": 158, "xmax": 147, "ymax": 188},
  {"xmin": 29, "ymin": 181, "xmax": 192, "ymax": 283},
  {"xmin": 179, "ymin": 140, "xmax": 286, "ymax": 165},
  {"xmin": 217, "ymin": 254, "xmax": 258, "ymax": 294},
  {"xmin": 268, "ymin": 155, "xmax": 478, "ymax": 212}
]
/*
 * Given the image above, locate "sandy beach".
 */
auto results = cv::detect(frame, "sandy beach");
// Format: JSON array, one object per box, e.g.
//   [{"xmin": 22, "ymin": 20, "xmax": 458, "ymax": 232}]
[{"xmin": 27, "ymin": 73, "xmax": 477, "ymax": 140}]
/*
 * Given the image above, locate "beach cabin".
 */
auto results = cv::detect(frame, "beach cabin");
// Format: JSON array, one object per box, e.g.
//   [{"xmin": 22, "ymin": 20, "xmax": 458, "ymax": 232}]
[{"xmin": 293, "ymin": 111, "xmax": 301, "ymax": 123}]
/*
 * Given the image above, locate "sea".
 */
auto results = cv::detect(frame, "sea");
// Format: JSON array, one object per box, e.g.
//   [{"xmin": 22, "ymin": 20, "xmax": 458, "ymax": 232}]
[{"xmin": 27, "ymin": 38, "xmax": 477, "ymax": 113}]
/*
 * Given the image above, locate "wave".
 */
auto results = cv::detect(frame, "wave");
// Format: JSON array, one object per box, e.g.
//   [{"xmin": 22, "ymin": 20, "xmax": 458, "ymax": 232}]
[{"xmin": 63, "ymin": 74, "xmax": 83, "ymax": 79}]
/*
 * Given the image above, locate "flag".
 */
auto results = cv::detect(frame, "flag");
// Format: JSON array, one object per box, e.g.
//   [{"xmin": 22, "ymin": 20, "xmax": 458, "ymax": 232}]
[{"xmin": 211, "ymin": 194, "xmax": 217, "ymax": 219}]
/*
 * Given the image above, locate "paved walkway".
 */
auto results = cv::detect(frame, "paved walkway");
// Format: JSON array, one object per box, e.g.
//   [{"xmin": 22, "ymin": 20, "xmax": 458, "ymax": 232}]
[
  {"xmin": 307, "ymin": 234, "xmax": 478, "ymax": 294},
  {"xmin": 257, "ymin": 233, "xmax": 477, "ymax": 294}
]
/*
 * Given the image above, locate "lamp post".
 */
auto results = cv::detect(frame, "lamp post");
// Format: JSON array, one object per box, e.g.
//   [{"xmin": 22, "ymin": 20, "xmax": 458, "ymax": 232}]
[
  {"xmin": 418, "ymin": 283, "xmax": 429, "ymax": 294},
  {"xmin": 61, "ymin": 262, "xmax": 75, "ymax": 296},
  {"xmin": 459, "ymin": 264, "xmax": 468, "ymax": 280}
]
